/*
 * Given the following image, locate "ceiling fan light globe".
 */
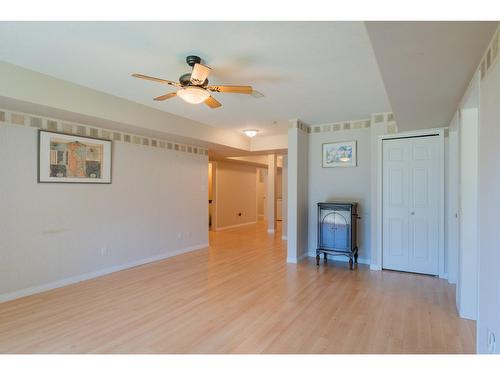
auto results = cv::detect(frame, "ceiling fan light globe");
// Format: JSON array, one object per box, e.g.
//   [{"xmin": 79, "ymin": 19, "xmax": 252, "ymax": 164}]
[{"xmin": 177, "ymin": 86, "xmax": 210, "ymax": 104}]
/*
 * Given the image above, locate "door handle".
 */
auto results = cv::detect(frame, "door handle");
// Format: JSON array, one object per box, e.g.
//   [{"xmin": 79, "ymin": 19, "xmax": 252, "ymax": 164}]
[{"xmin": 410, "ymin": 212, "xmax": 415, "ymax": 215}]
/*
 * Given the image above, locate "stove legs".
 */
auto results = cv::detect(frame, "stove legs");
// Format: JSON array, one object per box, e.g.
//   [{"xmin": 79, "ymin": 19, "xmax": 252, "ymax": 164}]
[{"xmin": 316, "ymin": 249, "xmax": 358, "ymax": 270}]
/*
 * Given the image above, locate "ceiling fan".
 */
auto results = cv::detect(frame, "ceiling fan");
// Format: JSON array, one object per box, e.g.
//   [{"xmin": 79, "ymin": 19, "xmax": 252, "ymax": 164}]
[{"xmin": 132, "ymin": 55, "xmax": 254, "ymax": 109}]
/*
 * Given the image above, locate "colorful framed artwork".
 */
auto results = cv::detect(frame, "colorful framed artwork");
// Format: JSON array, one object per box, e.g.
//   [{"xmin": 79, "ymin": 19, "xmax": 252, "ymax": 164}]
[
  {"xmin": 322, "ymin": 140, "xmax": 357, "ymax": 168},
  {"xmin": 38, "ymin": 130, "xmax": 112, "ymax": 183}
]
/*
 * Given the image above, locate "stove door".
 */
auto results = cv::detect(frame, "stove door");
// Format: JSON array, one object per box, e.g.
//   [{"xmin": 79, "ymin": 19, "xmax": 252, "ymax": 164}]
[{"xmin": 319, "ymin": 206, "xmax": 351, "ymax": 251}]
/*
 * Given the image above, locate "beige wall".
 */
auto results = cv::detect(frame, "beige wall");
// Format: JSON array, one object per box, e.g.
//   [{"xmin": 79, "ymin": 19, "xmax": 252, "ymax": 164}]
[
  {"xmin": 282, "ymin": 156, "xmax": 288, "ymax": 239},
  {"xmin": 256, "ymin": 168, "xmax": 266, "ymax": 218},
  {"xmin": 287, "ymin": 124, "xmax": 309, "ymax": 262},
  {"xmin": 276, "ymin": 167, "xmax": 283, "ymax": 199},
  {"xmin": 250, "ymin": 134, "xmax": 288, "ymax": 152},
  {"xmin": 477, "ymin": 49, "xmax": 500, "ymax": 353},
  {"xmin": 253, "ymin": 166, "xmax": 282, "ymax": 219},
  {"xmin": 208, "ymin": 162, "xmax": 214, "ymax": 200},
  {"xmin": 0, "ymin": 122, "xmax": 208, "ymax": 302},
  {"xmin": 215, "ymin": 161, "xmax": 257, "ymax": 229},
  {"xmin": 307, "ymin": 128, "xmax": 371, "ymax": 262}
]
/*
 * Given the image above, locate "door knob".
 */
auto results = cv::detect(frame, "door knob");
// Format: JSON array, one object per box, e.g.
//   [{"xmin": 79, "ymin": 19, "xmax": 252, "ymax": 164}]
[{"xmin": 410, "ymin": 212, "xmax": 415, "ymax": 215}]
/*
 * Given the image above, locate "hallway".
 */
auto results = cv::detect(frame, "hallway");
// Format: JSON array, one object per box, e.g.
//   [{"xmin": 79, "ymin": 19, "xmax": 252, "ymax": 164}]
[{"xmin": 0, "ymin": 222, "xmax": 475, "ymax": 353}]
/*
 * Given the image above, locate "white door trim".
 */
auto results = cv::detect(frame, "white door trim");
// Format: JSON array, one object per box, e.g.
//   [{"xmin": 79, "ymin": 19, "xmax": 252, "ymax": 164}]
[{"xmin": 375, "ymin": 128, "xmax": 446, "ymax": 278}]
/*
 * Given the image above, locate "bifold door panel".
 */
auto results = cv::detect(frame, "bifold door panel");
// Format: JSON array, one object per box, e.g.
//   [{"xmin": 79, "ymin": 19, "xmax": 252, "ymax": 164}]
[{"xmin": 382, "ymin": 136, "xmax": 440, "ymax": 275}]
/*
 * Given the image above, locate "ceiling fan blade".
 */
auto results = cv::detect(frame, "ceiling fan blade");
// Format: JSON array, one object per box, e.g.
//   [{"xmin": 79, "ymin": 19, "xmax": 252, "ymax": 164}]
[
  {"xmin": 190, "ymin": 63, "xmax": 211, "ymax": 85},
  {"xmin": 153, "ymin": 92, "xmax": 177, "ymax": 101},
  {"xmin": 206, "ymin": 85, "xmax": 253, "ymax": 94},
  {"xmin": 132, "ymin": 73, "xmax": 180, "ymax": 87},
  {"xmin": 204, "ymin": 96, "xmax": 222, "ymax": 109}
]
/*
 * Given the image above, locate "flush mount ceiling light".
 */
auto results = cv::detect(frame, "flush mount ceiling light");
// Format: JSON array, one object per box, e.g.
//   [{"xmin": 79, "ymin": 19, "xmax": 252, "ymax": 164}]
[
  {"xmin": 176, "ymin": 86, "xmax": 210, "ymax": 104},
  {"xmin": 243, "ymin": 129, "xmax": 259, "ymax": 138}
]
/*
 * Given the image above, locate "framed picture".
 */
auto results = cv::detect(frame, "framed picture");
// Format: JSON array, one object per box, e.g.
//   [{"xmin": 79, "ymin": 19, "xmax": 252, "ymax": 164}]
[
  {"xmin": 38, "ymin": 130, "xmax": 112, "ymax": 183},
  {"xmin": 322, "ymin": 140, "xmax": 357, "ymax": 168}
]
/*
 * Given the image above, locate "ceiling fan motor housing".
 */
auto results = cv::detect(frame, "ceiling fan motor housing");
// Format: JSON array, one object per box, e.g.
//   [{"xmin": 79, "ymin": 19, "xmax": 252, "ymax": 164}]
[
  {"xmin": 179, "ymin": 72, "xmax": 208, "ymax": 87},
  {"xmin": 186, "ymin": 55, "xmax": 202, "ymax": 67}
]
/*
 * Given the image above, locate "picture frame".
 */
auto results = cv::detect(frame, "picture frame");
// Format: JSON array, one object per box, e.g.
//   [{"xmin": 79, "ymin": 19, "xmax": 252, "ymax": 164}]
[
  {"xmin": 322, "ymin": 140, "xmax": 357, "ymax": 168},
  {"xmin": 38, "ymin": 130, "xmax": 112, "ymax": 183}
]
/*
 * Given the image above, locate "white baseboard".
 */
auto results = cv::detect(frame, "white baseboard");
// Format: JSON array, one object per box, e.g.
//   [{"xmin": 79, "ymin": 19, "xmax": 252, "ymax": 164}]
[
  {"xmin": 281, "ymin": 235, "xmax": 287, "ymax": 240},
  {"xmin": 215, "ymin": 221, "xmax": 257, "ymax": 231},
  {"xmin": 0, "ymin": 243, "xmax": 209, "ymax": 303},
  {"xmin": 267, "ymin": 228, "xmax": 275, "ymax": 234},
  {"xmin": 287, "ymin": 252, "xmax": 308, "ymax": 264},
  {"xmin": 307, "ymin": 251, "xmax": 370, "ymax": 265},
  {"xmin": 299, "ymin": 253, "xmax": 309, "ymax": 261},
  {"xmin": 459, "ymin": 306, "xmax": 477, "ymax": 321},
  {"xmin": 370, "ymin": 264, "xmax": 382, "ymax": 271}
]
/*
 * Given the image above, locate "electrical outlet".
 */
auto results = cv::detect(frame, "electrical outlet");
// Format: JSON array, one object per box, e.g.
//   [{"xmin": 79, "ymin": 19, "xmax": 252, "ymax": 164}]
[
  {"xmin": 487, "ymin": 329, "xmax": 496, "ymax": 353},
  {"xmin": 100, "ymin": 247, "xmax": 106, "ymax": 257},
  {"xmin": 177, "ymin": 232, "xmax": 182, "ymax": 239}
]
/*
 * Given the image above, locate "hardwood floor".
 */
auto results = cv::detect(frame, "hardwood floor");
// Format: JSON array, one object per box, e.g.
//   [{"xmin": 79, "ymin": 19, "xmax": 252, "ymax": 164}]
[{"xmin": 0, "ymin": 222, "xmax": 475, "ymax": 353}]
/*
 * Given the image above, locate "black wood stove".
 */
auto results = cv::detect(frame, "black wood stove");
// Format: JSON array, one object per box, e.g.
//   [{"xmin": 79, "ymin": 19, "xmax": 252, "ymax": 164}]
[{"xmin": 316, "ymin": 202, "xmax": 360, "ymax": 269}]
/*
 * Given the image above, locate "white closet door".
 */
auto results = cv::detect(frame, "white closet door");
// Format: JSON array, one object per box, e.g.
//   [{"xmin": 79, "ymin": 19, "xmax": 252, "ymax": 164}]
[
  {"xmin": 383, "ymin": 136, "xmax": 441, "ymax": 275},
  {"xmin": 383, "ymin": 138, "xmax": 411, "ymax": 272},
  {"xmin": 408, "ymin": 137, "xmax": 440, "ymax": 275}
]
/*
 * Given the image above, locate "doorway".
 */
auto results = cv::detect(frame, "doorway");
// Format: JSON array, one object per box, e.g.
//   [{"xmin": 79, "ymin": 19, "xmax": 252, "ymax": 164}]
[
  {"xmin": 208, "ymin": 162, "xmax": 216, "ymax": 231},
  {"xmin": 256, "ymin": 161, "xmax": 284, "ymax": 225},
  {"xmin": 256, "ymin": 168, "xmax": 267, "ymax": 221},
  {"xmin": 382, "ymin": 133, "xmax": 444, "ymax": 275}
]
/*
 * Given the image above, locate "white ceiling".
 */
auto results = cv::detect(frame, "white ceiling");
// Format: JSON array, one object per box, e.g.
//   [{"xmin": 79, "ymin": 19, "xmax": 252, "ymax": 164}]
[
  {"xmin": 0, "ymin": 21, "xmax": 391, "ymax": 136},
  {"xmin": 366, "ymin": 21, "xmax": 497, "ymax": 131}
]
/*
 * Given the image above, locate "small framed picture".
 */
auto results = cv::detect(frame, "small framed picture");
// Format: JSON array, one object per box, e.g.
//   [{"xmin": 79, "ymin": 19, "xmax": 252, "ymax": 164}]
[
  {"xmin": 322, "ymin": 140, "xmax": 357, "ymax": 168},
  {"xmin": 38, "ymin": 130, "xmax": 112, "ymax": 183}
]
